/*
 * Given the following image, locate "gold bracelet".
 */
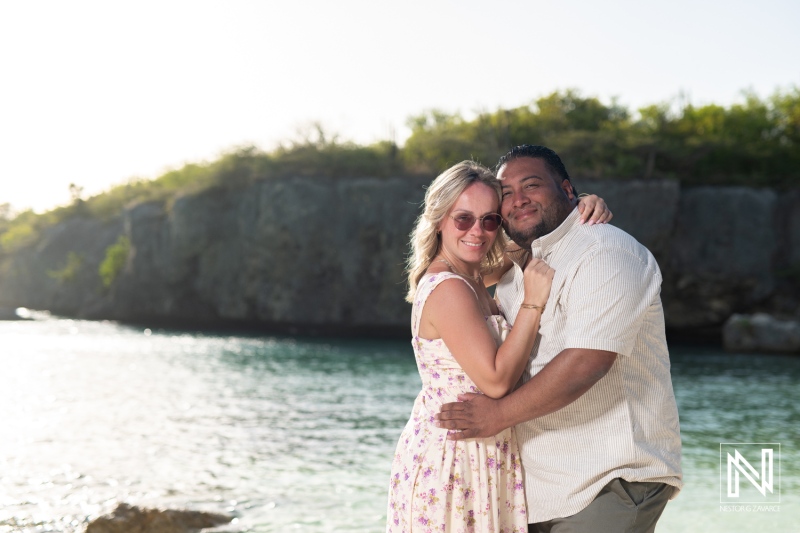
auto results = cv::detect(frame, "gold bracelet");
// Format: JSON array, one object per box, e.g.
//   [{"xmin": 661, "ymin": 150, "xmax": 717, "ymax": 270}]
[{"xmin": 520, "ymin": 303, "xmax": 545, "ymax": 312}]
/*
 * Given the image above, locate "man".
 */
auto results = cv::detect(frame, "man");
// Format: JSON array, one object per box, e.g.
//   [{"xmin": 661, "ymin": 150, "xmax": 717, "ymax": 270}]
[{"xmin": 435, "ymin": 145, "xmax": 682, "ymax": 533}]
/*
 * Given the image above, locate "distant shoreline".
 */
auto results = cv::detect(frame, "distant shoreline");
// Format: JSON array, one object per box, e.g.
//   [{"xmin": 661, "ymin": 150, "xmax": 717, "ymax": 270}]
[{"xmin": 5, "ymin": 306, "xmax": 730, "ymax": 347}]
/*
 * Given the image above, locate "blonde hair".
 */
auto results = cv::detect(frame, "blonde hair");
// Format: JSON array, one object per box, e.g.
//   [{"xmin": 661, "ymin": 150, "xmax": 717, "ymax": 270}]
[{"xmin": 405, "ymin": 161, "xmax": 507, "ymax": 303}]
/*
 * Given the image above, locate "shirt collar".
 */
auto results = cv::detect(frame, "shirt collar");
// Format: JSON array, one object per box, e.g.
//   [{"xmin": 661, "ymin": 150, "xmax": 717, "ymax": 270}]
[
  {"xmin": 505, "ymin": 207, "xmax": 580, "ymax": 267},
  {"xmin": 530, "ymin": 207, "xmax": 579, "ymax": 259}
]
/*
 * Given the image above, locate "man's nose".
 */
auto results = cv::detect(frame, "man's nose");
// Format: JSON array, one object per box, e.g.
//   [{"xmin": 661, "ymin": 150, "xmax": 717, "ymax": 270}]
[{"xmin": 510, "ymin": 189, "xmax": 530, "ymax": 208}]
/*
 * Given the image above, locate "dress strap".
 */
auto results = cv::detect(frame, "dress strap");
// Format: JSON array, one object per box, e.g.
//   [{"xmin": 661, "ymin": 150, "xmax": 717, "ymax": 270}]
[{"xmin": 411, "ymin": 271, "xmax": 478, "ymax": 336}]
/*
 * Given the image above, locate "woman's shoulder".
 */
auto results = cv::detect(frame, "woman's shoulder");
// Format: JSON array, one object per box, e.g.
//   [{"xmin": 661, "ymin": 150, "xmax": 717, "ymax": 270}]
[
  {"xmin": 415, "ymin": 270, "xmax": 473, "ymax": 299},
  {"xmin": 412, "ymin": 270, "xmax": 477, "ymax": 337}
]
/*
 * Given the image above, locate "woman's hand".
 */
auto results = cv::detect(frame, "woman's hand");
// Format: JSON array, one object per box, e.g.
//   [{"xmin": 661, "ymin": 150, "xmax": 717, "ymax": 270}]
[
  {"xmin": 577, "ymin": 194, "xmax": 613, "ymax": 225},
  {"xmin": 521, "ymin": 258, "xmax": 554, "ymax": 311}
]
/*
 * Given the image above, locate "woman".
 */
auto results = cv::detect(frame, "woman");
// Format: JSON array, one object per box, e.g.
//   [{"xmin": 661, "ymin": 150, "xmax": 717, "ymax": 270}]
[{"xmin": 386, "ymin": 161, "xmax": 611, "ymax": 532}]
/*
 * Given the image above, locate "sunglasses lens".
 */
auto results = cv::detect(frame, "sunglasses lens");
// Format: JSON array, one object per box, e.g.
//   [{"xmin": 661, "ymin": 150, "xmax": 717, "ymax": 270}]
[
  {"xmin": 452, "ymin": 215, "xmax": 476, "ymax": 230},
  {"xmin": 451, "ymin": 214, "xmax": 502, "ymax": 231},
  {"xmin": 482, "ymin": 215, "xmax": 502, "ymax": 231}
]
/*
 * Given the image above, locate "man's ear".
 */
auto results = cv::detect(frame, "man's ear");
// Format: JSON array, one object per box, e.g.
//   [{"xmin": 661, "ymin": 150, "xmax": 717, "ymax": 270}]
[{"xmin": 561, "ymin": 178, "xmax": 576, "ymax": 201}]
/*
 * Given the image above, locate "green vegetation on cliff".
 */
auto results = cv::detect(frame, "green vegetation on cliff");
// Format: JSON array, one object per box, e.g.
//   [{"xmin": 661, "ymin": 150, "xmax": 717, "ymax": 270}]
[
  {"xmin": 99, "ymin": 235, "xmax": 131, "ymax": 288},
  {"xmin": 1, "ymin": 88, "xmax": 798, "ymax": 248},
  {"xmin": 403, "ymin": 88, "xmax": 800, "ymax": 185},
  {"xmin": 48, "ymin": 252, "xmax": 83, "ymax": 283}
]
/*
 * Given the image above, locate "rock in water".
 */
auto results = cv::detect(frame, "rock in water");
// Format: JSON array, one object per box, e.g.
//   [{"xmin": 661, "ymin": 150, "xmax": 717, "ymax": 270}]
[
  {"xmin": 86, "ymin": 503, "xmax": 232, "ymax": 533},
  {"xmin": 723, "ymin": 313, "xmax": 800, "ymax": 354}
]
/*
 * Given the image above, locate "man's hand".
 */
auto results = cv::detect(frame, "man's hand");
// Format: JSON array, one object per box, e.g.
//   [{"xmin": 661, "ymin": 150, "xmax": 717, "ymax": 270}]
[{"xmin": 435, "ymin": 393, "xmax": 506, "ymax": 440}]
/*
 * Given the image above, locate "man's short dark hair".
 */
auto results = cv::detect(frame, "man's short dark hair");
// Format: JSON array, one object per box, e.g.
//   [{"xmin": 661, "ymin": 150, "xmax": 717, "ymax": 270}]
[{"xmin": 496, "ymin": 145, "xmax": 571, "ymax": 183}]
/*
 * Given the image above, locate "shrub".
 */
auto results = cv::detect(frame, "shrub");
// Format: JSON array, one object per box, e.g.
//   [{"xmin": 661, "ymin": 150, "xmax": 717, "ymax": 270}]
[
  {"xmin": 99, "ymin": 236, "xmax": 131, "ymax": 288},
  {"xmin": 0, "ymin": 223, "xmax": 36, "ymax": 252}
]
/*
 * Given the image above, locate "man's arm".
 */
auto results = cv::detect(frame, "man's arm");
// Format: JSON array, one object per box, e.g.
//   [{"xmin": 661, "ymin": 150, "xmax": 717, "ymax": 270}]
[
  {"xmin": 435, "ymin": 347, "xmax": 617, "ymax": 439},
  {"xmin": 438, "ymin": 245, "xmax": 659, "ymax": 439}
]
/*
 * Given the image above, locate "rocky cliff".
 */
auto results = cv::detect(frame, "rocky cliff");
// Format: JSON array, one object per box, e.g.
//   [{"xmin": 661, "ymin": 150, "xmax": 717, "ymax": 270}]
[{"xmin": 0, "ymin": 176, "xmax": 797, "ymax": 338}]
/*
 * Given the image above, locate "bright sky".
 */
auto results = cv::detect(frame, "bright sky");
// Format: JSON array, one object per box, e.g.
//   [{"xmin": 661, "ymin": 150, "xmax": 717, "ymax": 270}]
[{"xmin": 1, "ymin": 0, "xmax": 798, "ymax": 213}]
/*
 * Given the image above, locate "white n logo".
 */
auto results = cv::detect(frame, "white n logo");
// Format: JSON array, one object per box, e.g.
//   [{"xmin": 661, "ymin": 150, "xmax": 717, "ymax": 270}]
[{"xmin": 727, "ymin": 448, "xmax": 773, "ymax": 497}]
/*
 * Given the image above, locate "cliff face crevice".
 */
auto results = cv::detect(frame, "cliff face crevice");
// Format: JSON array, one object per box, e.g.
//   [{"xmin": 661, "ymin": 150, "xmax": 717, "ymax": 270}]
[{"xmin": 0, "ymin": 176, "xmax": 797, "ymax": 336}]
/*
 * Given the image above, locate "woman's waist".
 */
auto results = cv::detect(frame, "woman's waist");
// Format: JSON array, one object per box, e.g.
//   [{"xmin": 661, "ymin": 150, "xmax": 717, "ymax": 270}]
[{"xmin": 415, "ymin": 384, "xmax": 481, "ymax": 415}]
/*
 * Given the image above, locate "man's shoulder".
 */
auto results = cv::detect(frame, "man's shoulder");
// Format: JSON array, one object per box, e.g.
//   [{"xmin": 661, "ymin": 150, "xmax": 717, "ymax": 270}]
[
  {"xmin": 560, "ymin": 223, "xmax": 659, "ymax": 272},
  {"xmin": 569, "ymin": 222, "xmax": 650, "ymax": 256}
]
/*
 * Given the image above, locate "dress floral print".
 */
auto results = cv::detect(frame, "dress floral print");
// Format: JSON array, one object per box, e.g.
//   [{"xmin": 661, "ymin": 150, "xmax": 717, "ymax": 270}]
[{"xmin": 387, "ymin": 272, "xmax": 527, "ymax": 532}]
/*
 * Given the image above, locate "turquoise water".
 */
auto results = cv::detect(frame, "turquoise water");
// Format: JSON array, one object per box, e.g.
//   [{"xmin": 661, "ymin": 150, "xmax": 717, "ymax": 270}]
[{"xmin": 0, "ymin": 315, "xmax": 797, "ymax": 532}]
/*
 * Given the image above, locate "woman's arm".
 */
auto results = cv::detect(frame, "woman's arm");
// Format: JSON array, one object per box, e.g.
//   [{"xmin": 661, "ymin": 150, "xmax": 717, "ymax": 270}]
[{"xmin": 421, "ymin": 259, "xmax": 554, "ymax": 398}]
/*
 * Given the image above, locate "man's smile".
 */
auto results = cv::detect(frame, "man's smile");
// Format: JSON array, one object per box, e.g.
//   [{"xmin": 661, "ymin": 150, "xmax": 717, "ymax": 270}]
[{"xmin": 509, "ymin": 206, "xmax": 539, "ymax": 222}]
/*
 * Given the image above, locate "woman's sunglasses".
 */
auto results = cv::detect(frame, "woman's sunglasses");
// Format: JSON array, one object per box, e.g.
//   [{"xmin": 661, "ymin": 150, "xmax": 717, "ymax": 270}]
[{"xmin": 448, "ymin": 213, "xmax": 503, "ymax": 232}]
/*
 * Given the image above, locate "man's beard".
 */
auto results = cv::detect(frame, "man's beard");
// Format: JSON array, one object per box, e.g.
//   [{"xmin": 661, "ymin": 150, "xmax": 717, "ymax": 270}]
[{"xmin": 505, "ymin": 198, "xmax": 573, "ymax": 248}]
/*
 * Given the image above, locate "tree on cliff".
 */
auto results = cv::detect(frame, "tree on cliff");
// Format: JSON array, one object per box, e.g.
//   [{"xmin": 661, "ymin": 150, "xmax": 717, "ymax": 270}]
[{"xmin": 402, "ymin": 87, "xmax": 800, "ymax": 186}]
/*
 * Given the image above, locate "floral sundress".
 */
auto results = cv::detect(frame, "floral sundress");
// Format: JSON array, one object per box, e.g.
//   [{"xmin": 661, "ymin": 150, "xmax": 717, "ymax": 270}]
[{"xmin": 386, "ymin": 272, "xmax": 527, "ymax": 532}]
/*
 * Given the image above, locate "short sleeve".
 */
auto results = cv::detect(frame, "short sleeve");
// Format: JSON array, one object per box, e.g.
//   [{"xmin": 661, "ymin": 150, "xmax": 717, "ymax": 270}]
[{"xmin": 561, "ymin": 247, "xmax": 662, "ymax": 356}]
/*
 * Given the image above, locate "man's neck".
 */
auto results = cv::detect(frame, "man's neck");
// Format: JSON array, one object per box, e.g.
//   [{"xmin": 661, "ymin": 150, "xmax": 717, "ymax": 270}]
[
  {"xmin": 508, "ymin": 207, "xmax": 580, "ymax": 267},
  {"xmin": 531, "ymin": 208, "xmax": 579, "ymax": 255}
]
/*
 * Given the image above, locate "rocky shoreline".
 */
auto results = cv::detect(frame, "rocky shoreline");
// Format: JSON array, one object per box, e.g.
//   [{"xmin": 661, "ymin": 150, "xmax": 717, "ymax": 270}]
[
  {"xmin": 723, "ymin": 313, "xmax": 800, "ymax": 353},
  {"xmin": 85, "ymin": 503, "xmax": 233, "ymax": 533},
  {"xmin": 0, "ymin": 176, "xmax": 797, "ymax": 349}
]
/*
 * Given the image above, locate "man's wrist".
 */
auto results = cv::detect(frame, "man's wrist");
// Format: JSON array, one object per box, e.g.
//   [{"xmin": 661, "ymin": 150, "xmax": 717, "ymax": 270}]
[
  {"xmin": 495, "ymin": 395, "xmax": 513, "ymax": 432},
  {"xmin": 498, "ymin": 384, "xmax": 537, "ymax": 430}
]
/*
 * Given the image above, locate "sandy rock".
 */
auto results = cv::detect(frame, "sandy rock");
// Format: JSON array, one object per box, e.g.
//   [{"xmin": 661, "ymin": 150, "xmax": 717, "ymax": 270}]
[
  {"xmin": 86, "ymin": 503, "xmax": 232, "ymax": 533},
  {"xmin": 723, "ymin": 313, "xmax": 800, "ymax": 353}
]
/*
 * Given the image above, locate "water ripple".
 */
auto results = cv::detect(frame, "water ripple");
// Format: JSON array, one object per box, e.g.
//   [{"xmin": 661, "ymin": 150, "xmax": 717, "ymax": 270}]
[{"xmin": 1, "ymin": 322, "xmax": 797, "ymax": 531}]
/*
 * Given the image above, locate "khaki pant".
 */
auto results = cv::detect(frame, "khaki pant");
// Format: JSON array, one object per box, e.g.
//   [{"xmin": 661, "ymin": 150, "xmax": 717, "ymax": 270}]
[{"xmin": 529, "ymin": 479, "xmax": 676, "ymax": 533}]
